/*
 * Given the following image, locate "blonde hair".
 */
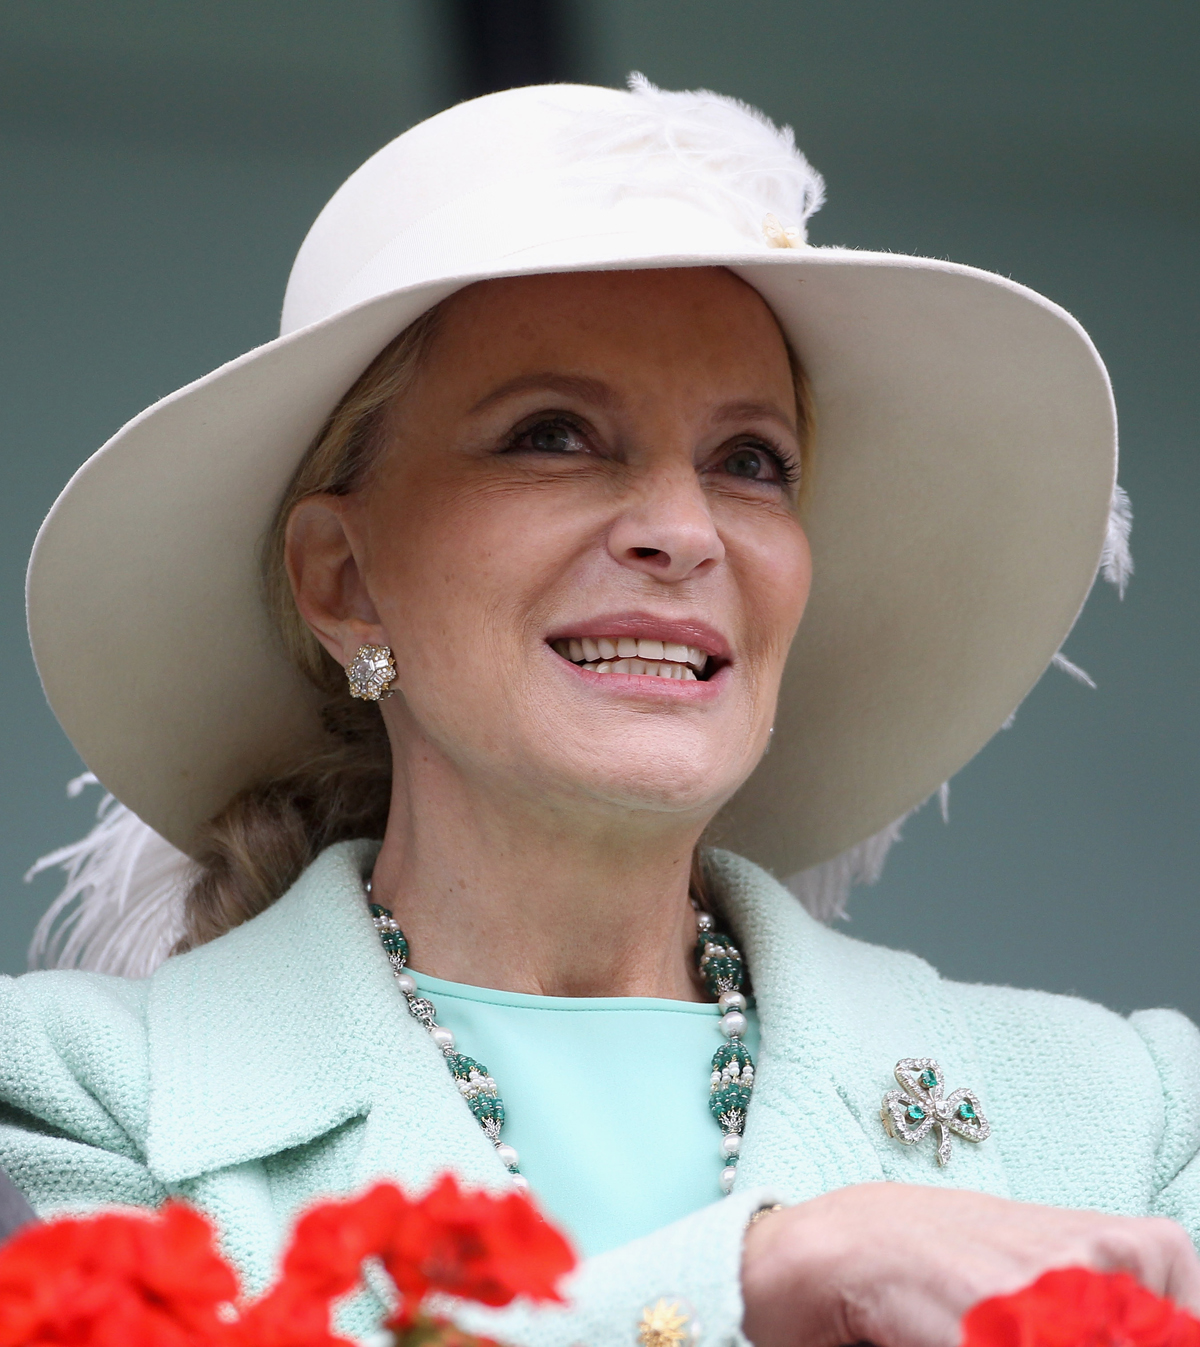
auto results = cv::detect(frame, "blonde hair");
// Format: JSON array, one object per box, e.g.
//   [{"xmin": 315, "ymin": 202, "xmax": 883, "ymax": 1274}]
[
  {"xmin": 176, "ymin": 309, "xmax": 443, "ymax": 951},
  {"xmin": 176, "ymin": 291, "xmax": 813, "ymax": 953}
]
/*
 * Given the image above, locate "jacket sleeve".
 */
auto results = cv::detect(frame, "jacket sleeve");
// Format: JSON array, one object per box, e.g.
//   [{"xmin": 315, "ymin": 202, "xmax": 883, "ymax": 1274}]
[
  {"xmin": 1130, "ymin": 1007, "xmax": 1200, "ymax": 1244},
  {"xmin": 451, "ymin": 1186, "xmax": 775, "ymax": 1347},
  {"xmin": 0, "ymin": 970, "xmax": 169, "ymax": 1214}
]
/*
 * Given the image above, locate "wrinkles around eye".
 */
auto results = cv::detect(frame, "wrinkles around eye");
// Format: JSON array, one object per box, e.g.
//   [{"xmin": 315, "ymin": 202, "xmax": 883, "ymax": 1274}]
[{"xmin": 497, "ymin": 414, "xmax": 800, "ymax": 495}]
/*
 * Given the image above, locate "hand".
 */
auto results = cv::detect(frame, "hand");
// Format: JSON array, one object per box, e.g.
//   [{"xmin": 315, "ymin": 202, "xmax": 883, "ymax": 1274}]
[{"xmin": 740, "ymin": 1183, "xmax": 1200, "ymax": 1347}]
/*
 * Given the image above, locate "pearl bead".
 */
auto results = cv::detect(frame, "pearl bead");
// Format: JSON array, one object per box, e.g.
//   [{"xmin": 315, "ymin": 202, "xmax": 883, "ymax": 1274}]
[
  {"xmin": 395, "ymin": 972, "xmax": 417, "ymax": 995},
  {"xmin": 718, "ymin": 991, "xmax": 746, "ymax": 1012},
  {"xmin": 719, "ymin": 1010, "xmax": 747, "ymax": 1039},
  {"xmin": 511, "ymin": 1174, "xmax": 530, "ymax": 1193},
  {"xmin": 430, "ymin": 1026, "xmax": 455, "ymax": 1049},
  {"xmin": 496, "ymin": 1142, "xmax": 520, "ymax": 1169},
  {"xmin": 720, "ymin": 1133, "xmax": 741, "ymax": 1158},
  {"xmin": 720, "ymin": 1166, "xmax": 737, "ymax": 1194}
]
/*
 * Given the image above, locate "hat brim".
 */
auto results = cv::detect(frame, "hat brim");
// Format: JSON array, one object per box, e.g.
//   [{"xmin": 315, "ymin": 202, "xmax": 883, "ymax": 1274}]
[{"xmin": 26, "ymin": 246, "xmax": 1115, "ymax": 877}]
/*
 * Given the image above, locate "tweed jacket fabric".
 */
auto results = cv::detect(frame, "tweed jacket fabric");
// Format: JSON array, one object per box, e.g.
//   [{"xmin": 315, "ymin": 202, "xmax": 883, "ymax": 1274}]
[{"xmin": 2, "ymin": 840, "xmax": 1199, "ymax": 1347}]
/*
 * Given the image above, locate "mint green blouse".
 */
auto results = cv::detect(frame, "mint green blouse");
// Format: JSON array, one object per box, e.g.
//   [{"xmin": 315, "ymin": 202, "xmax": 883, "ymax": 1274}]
[{"xmin": 410, "ymin": 969, "xmax": 760, "ymax": 1259}]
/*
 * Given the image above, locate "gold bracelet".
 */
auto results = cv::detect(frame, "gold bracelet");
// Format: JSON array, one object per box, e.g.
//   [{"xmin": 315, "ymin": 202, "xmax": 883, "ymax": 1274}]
[{"xmin": 747, "ymin": 1202, "xmax": 783, "ymax": 1227}]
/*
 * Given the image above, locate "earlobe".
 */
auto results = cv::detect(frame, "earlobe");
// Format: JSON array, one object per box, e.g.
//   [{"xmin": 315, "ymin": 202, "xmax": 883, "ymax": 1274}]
[{"xmin": 285, "ymin": 495, "xmax": 387, "ymax": 666}]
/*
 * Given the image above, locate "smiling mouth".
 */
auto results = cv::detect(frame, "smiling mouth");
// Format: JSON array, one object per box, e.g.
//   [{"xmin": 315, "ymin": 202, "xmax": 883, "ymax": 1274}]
[{"xmin": 549, "ymin": 636, "xmax": 716, "ymax": 681}]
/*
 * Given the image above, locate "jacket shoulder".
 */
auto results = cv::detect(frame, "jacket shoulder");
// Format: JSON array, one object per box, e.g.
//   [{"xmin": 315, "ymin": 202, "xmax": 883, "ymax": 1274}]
[{"xmin": 943, "ymin": 973, "xmax": 1200, "ymax": 1208}]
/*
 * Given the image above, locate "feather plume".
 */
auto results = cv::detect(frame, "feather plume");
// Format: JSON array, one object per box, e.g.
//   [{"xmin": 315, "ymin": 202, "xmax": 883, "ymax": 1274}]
[
  {"xmin": 938, "ymin": 781, "xmax": 951, "ymax": 823},
  {"xmin": 1102, "ymin": 484, "xmax": 1133, "ymax": 598},
  {"xmin": 26, "ymin": 775, "xmax": 191, "ymax": 979},
  {"xmin": 1051, "ymin": 651, "xmax": 1097, "ymax": 689},
  {"xmin": 785, "ymin": 785, "xmax": 950, "ymax": 924},
  {"xmin": 561, "ymin": 74, "xmax": 825, "ymax": 245}
]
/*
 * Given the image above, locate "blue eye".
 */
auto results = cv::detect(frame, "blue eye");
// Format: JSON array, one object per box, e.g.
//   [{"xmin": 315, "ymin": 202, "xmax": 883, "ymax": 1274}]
[
  {"xmin": 723, "ymin": 446, "xmax": 777, "ymax": 481},
  {"xmin": 512, "ymin": 419, "xmax": 585, "ymax": 454}
]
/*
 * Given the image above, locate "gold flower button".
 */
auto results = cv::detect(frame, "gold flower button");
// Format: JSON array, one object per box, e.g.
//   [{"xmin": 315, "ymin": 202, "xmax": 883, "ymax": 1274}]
[{"xmin": 638, "ymin": 1298, "xmax": 693, "ymax": 1347}]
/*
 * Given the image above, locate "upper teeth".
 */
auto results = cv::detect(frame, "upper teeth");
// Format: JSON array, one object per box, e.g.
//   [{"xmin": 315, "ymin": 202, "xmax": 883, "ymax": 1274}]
[{"xmin": 551, "ymin": 637, "xmax": 709, "ymax": 679}]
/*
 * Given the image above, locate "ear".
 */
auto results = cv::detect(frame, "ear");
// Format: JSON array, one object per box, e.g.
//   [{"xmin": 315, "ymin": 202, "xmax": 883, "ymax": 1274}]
[{"xmin": 285, "ymin": 495, "xmax": 388, "ymax": 666}]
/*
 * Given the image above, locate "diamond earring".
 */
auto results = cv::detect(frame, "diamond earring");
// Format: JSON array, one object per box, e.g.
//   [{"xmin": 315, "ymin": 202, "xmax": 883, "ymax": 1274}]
[{"xmin": 346, "ymin": 644, "xmax": 396, "ymax": 701}]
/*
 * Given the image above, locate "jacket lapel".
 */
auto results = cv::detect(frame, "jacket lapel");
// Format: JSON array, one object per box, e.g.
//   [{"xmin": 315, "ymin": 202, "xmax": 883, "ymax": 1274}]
[{"xmin": 145, "ymin": 841, "xmax": 504, "ymax": 1193}]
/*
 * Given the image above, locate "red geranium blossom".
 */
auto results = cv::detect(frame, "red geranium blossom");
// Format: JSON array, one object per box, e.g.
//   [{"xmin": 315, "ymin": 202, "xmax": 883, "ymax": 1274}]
[
  {"xmin": 227, "ymin": 1184, "xmax": 414, "ymax": 1347},
  {"xmin": 0, "ymin": 1175, "xmax": 574, "ymax": 1347},
  {"xmin": 380, "ymin": 1175, "xmax": 575, "ymax": 1324},
  {"xmin": 275, "ymin": 1175, "xmax": 575, "ymax": 1331},
  {"xmin": 963, "ymin": 1267, "xmax": 1200, "ymax": 1347},
  {"xmin": 0, "ymin": 1201, "xmax": 238, "ymax": 1347}
]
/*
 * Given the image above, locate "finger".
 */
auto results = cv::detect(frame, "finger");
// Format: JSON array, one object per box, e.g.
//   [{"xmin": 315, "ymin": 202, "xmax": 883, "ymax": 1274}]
[
  {"xmin": 1157, "ymin": 1225, "xmax": 1200, "ymax": 1314},
  {"xmin": 1089, "ymin": 1216, "xmax": 1200, "ymax": 1307}
]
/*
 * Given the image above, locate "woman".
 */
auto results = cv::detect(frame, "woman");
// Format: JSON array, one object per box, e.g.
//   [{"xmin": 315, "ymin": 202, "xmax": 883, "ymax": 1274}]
[{"xmin": 4, "ymin": 78, "xmax": 1199, "ymax": 1347}]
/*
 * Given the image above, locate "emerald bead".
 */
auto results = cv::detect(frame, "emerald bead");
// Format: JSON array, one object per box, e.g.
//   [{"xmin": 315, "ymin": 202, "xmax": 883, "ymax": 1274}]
[
  {"xmin": 448, "ymin": 1052, "xmax": 489, "ymax": 1080},
  {"xmin": 469, "ymin": 1094, "xmax": 505, "ymax": 1127},
  {"xmin": 919, "ymin": 1068, "xmax": 937, "ymax": 1090},
  {"xmin": 958, "ymin": 1100, "xmax": 976, "ymax": 1121},
  {"xmin": 711, "ymin": 1040, "xmax": 754, "ymax": 1074},
  {"xmin": 907, "ymin": 1104, "xmax": 925, "ymax": 1122},
  {"xmin": 369, "ymin": 903, "xmax": 391, "ymax": 919},
  {"xmin": 694, "ymin": 931, "xmax": 729, "ymax": 962},
  {"xmin": 695, "ymin": 933, "xmax": 746, "ymax": 996},
  {"xmin": 700, "ymin": 955, "xmax": 745, "ymax": 997},
  {"xmin": 710, "ymin": 1081, "xmax": 752, "ymax": 1123}
]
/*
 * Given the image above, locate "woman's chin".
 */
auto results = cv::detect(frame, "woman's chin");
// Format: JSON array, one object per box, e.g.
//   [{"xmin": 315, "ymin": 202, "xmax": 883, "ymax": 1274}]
[{"xmin": 539, "ymin": 743, "xmax": 756, "ymax": 821}]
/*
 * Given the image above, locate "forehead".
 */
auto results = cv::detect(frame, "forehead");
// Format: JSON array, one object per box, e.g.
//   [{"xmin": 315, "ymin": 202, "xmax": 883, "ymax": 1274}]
[{"xmin": 413, "ymin": 267, "xmax": 793, "ymax": 400}]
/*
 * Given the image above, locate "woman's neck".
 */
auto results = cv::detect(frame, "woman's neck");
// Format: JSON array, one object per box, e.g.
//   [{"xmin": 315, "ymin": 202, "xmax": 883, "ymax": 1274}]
[{"xmin": 367, "ymin": 745, "xmax": 711, "ymax": 1002}]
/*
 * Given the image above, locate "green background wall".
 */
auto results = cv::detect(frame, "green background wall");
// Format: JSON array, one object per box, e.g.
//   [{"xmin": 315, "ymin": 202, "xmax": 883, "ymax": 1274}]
[{"xmin": 2, "ymin": 2, "xmax": 1197, "ymax": 1016}]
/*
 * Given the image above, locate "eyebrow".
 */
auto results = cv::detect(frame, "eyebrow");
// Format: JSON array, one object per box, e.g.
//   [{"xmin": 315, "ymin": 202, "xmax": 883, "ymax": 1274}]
[
  {"xmin": 712, "ymin": 399, "xmax": 798, "ymax": 436},
  {"xmin": 470, "ymin": 375, "xmax": 798, "ymax": 438},
  {"xmin": 469, "ymin": 373, "xmax": 617, "ymax": 414}
]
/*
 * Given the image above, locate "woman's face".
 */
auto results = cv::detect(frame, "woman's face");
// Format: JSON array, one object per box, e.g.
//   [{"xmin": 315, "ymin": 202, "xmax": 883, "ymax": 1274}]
[{"xmin": 311, "ymin": 267, "xmax": 811, "ymax": 829}]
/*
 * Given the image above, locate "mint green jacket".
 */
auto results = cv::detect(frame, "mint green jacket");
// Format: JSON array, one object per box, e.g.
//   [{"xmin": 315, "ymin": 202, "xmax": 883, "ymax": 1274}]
[{"xmin": 2, "ymin": 841, "xmax": 1200, "ymax": 1346}]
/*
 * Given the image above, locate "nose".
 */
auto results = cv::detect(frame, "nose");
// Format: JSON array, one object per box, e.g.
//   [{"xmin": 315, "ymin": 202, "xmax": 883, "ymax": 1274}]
[{"xmin": 607, "ymin": 463, "xmax": 725, "ymax": 582}]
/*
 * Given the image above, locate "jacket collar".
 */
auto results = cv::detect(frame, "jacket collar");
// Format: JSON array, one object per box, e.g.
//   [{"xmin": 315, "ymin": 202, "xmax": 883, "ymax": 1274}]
[{"xmin": 145, "ymin": 841, "xmax": 497, "ymax": 1187}]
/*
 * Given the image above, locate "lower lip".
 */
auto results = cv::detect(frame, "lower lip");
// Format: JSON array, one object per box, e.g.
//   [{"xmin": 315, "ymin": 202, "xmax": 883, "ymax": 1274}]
[{"xmin": 552, "ymin": 654, "xmax": 728, "ymax": 701}]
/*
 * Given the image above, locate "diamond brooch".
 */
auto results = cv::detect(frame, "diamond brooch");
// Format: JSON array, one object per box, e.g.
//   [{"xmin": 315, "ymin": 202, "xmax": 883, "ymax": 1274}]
[{"xmin": 880, "ymin": 1057, "xmax": 990, "ymax": 1166}]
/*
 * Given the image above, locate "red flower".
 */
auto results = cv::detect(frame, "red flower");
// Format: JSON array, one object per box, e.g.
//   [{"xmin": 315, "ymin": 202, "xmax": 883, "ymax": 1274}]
[
  {"xmin": 379, "ymin": 1175, "xmax": 575, "ymax": 1326},
  {"xmin": 227, "ymin": 1185, "xmax": 414, "ymax": 1347},
  {"xmin": 267, "ymin": 1175, "xmax": 574, "ymax": 1332},
  {"xmin": 0, "ymin": 1201, "xmax": 238, "ymax": 1347},
  {"xmin": 964, "ymin": 1267, "xmax": 1200, "ymax": 1347},
  {"xmin": 279, "ymin": 1182, "xmax": 413, "ymax": 1305},
  {"xmin": 221, "ymin": 1283, "xmax": 354, "ymax": 1347},
  {"xmin": 0, "ymin": 1176, "xmax": 574, "ymax": 1347}
]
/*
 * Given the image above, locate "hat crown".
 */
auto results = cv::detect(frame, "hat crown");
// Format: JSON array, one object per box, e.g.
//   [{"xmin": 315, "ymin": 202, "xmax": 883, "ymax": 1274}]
[{"xmin": 280, "ymin": 78, "xmax": 826, "ymax": 336}]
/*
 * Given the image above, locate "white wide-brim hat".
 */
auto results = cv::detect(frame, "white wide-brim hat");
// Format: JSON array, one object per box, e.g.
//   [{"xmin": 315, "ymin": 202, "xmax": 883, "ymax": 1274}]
[{"xmin": 27, "ymin": 79, "xmax": 1124, "ymax": 884}]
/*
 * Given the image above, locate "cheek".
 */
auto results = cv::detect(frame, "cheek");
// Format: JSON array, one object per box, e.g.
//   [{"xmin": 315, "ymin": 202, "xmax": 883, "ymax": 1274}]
[
  {"xmin": 733, "ymin": 513, "xmax": 813, "ymax": 660},
  {"xmin": 364, "ymin": 479, "xmax": 593, "ymax": 654}
]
